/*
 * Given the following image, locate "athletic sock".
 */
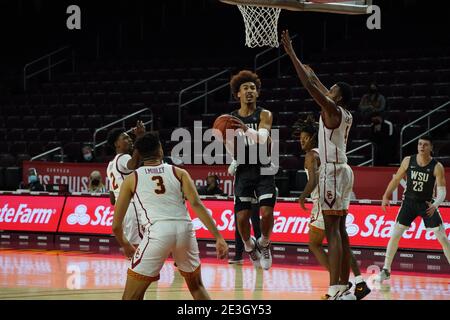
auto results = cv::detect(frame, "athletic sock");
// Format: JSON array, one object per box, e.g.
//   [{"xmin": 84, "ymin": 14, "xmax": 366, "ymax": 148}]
[
  {"xmin": 244, "ymin": 238, "xmax": 255, "ymax": 252},
  {"xmin": 383, "ymin": 223, "xmax": 406, "ymax": 271},
  {"xmin": 258, "ymin": 235, "xmax": 270, "ymax": 248},
  {"xmin": 354, "ymin": 275, "xmax": 364, "ymax": 285}
]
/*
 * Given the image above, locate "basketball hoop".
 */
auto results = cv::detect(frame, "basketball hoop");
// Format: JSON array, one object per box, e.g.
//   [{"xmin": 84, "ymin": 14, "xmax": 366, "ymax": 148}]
[
  {"xmin": 220, "ymin": 0, "xmax": 372, "ymax": 48},
  {"xmin": 237, "ymin": 5, "xmax": 281, "ymax": 48}
]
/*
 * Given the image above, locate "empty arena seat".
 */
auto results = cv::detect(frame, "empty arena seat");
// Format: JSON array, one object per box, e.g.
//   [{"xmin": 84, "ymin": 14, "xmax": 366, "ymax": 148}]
[
  {"xmin": 86, "ymin": 115, "xmax": 103, "ymax": 129},
  {"xmin": 74, "ymin": 128, "xmax": 92, "ymax": 143},
  {"xmin": 22, "ymin": 115, "xmax": 37, "ymax": 128},
  {"xmin": 10, "ymin": 141, "xmax": 28, "ymax": 155},
  {"xmin": 5, "ymin": 167, "xmax": 21, "ymax": 191},
  {"xmin": 5, "ymin": 116, "xmax": 20, "ymax": 129},
  {"xmin": 15, "ymin": 153, "xmax": 31, "ymax": 165},
  {"xmin": 27, "ymin": 142, "xmax": 44, "ymax": 156},
  {"xmin": 9, "ymin": 128, "xmax": 24, "ymax": 140},
  {"xmin": 40, "ymin": 128, "xmax": 57, "ymax": 141},
  {"xmin": 0, "ymin": 154, "xmax": 16, "ymax": 167},
  {"xmin": 36, "ymin": 115, "xmax": 53, "ymax": 128},
  {"xmin": 70, "ymin": 115, "xmax": 86, "ymax": 128},
  {"xmin": 57, "ymin": 128, "xmax": 73, "ymax": 144}
]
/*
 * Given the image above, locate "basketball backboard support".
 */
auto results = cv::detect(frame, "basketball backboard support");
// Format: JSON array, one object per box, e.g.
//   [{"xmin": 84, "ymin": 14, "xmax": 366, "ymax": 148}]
[{"xmin": 221, "ymin": 0, "xmax": 372, "ymax": 15}]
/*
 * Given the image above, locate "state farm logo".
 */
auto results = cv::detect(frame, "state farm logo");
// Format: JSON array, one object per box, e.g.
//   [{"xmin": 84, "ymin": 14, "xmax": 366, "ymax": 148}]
[
  {"xmin": 67, "ymin": 205, "xmax": 90, "ymax": 225},
  {"xmin": 0, "ymin": 203, "xmax": 56, "ymax": 224},
  {"xmin": 346, "ymin": 214, "xmax": 359, "ymax": 237},
  {"xmin": 65, "ymin": 204, "xmax": 114, "ymax": 227}
]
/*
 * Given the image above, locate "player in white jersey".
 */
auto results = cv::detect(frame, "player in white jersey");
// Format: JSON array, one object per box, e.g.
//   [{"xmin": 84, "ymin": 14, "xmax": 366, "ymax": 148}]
[
  {"xmin": 112, "ymin": 132, "xmax": 228, "ymax": 300},
  {"xmin": 106, "ymin": 122, "xmax": 145, "ymax": 246},
  {"xmin": 294, "ymin": 116, "xmax": 370, "ymax": 300},
  {"xmin": 282, "ymin": 30, "xmax": 355, "ymax": 300}
]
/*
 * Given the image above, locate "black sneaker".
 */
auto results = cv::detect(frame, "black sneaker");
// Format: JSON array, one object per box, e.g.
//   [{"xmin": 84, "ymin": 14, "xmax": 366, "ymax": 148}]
[
  {"xmin": 228, "ymin": 256, "xmax": 244, "ymax": 265},
  {"xmin": 354, "ymin": 281, "xmax": 371, "ymax": 300}
]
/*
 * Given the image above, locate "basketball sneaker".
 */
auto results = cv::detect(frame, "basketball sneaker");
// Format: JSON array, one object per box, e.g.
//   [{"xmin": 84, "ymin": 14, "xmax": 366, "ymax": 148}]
[
  {"xmin": 321, "ymin": 283, "xmax": 351, "ymax": 300},
  {"xmin": 376, "ymin": 268, "xmax": 391, "ymax": 282},
  {"xmin": 354, "ymin": 281, "xmax": 371, "ymax": 300},
  {"xmin": 337, "ymin": 289, "xmax": 357, "ymax": 300},
  {"xmin": 246, "ymin": 237, "xmax": 261, "ymax": 268},
  {"xmin": 257, "ymin": 239, "xmax": 272, "ymax": 270}
]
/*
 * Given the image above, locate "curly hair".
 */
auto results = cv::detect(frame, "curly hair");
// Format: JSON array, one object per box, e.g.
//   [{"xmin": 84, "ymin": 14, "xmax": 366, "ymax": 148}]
[
  {"xmin": 230, "ymin": 70, "xmax": 261, "ymax": 100},
  {"xmin": 292, "ymin": 114, "xmax": 319, "ymax": 146}
]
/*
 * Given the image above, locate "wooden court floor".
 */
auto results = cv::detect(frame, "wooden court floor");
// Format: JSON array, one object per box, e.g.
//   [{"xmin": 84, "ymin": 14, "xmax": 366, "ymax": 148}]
[{"xmin": 0, "ymin": 248, "xmax": 449, "ymax": 300}]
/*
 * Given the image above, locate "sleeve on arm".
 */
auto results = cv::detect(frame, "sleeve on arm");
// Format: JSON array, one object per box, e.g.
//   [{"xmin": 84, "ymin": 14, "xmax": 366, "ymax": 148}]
[{"xmin": 117, "ymin": 154, "xmax": 133, "ymax": 174}]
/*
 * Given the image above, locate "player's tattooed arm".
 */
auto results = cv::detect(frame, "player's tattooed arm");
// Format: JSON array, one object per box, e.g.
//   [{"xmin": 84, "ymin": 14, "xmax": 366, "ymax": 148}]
[
  {"xmin": 112, "ymin": 173, "xmax": 136, "ymax": 258},
  {"xmin": 304, "ymin": 65, "xmax": 329, "ymax": 96},
  {"xmin": 281, "ymin": 30, "xmax": 339, "ymax": 119},
  {"xmin": 298, "ymin": 151, "xmax": 319, "ymax": 211},
  {"xmin": 382, "ymin": 156, "xmax": 410, "ymax": 211}
]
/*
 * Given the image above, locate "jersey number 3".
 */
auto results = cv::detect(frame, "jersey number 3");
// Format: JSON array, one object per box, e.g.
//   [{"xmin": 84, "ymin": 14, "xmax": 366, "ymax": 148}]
[{"xmin": 152, "ymin": 176, "xmax": 166, "ymax": 194}]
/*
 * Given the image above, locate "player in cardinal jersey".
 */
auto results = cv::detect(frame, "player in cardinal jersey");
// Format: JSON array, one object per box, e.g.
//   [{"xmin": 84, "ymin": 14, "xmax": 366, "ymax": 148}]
[
  {"xmin": 294, "ymin": 115, "xmax": 370, "ymax": 300},
  {"xmin": 377, "ymin": 136, "xmax": 449, "ymax": 282},
  {"xmin": 107, "ymin": 121, "xmax": 145, "ymax": 246},
  {"xmin": 112, "ymin": 132, "xmax": 228, "ymax": 300},
  {"xmin": 282, "ymin": 30, "xmax": 355, "ymax": 300}
]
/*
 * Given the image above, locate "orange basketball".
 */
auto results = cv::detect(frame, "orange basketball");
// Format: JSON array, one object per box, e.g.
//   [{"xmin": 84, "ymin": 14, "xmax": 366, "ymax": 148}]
[{"xmin": 212, "ymin": 114, "xmax": 238, "ymax": 142}]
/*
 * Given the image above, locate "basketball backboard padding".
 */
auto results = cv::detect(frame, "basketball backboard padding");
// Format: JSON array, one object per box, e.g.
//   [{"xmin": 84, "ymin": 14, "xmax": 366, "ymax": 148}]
[{"xmin": 220, "ymin": 0, "xmax": 372, "ymax": 15}]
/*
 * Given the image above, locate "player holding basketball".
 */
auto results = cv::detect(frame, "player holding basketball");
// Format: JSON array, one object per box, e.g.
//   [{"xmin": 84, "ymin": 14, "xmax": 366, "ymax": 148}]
[
  {"xmin": 282, "ymin": 30, "xmax": 355, "ymax": 299},
  {"xmin": 112, "ymin": 132, "xmax": 228, "ymax": 300},
  {"xmin": 224, "ymin": 70, "xmax": 277, "ymax": 270},
  {"xmin": 295, "ymin": 115, "xmax": 370, "ymax": 300},
  {"xmin": 107, "ymin": 121, "xmax": 145, "ymax": 247},
  {"xmin": 377, "ymin": 136, "xmax": 449, "ymax": 282}
]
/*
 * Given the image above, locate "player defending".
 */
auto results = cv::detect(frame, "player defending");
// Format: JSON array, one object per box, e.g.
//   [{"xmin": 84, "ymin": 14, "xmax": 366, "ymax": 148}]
[
  {"xmin": 282, "ymin": 30, "xmax": 355, "ymax": 299},
  {"xmin": 226, "ymin": 70, "xmax": 277, "ymax": 270},
  {"xmin": 112, "ymin": 132, "xmax": 228, "ymax": 300},
  {"xmin": 295, "ymin": 115, "xmax": 370, "ymax": 300},
  {"xmin": 377, "ymin": 136, "xmax": 449, "ymax": 282},
  {"xmin": 107, "ymin": 121, "xmax": 145, "ymax": 246}
]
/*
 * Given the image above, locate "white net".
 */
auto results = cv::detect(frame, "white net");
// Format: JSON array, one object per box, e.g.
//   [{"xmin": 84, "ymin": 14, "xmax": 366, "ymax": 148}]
[{"xmin": 237, "ymin": 5, "xmax": 281, "ymax": 48}]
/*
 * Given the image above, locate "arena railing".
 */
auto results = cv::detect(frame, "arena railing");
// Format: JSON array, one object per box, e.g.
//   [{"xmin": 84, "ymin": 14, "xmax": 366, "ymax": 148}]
[
  {"xmin": 178, "ymin": 69, "xmax": 232, "ymax": 127},
  {"xmin": 346, "ymin": 142, "xmax": 374, "ymax": 166},
  {"xmin": 400, "ymin": 101, "xmax": 450, "ymax": 160},
  {"xmin": 30, "ymin": 146, "xmax": 65, "ymax": 162},
  {"xmin": 93, "ymin": 108, "xmax": 154, "ymax": 153},
  {"xmin": 254, "ymin": 34, "xmax": 299, "ymax": 76},
  {"xmin": 23, "ymin": 46, "xmax": 74, "ymax": 91}
]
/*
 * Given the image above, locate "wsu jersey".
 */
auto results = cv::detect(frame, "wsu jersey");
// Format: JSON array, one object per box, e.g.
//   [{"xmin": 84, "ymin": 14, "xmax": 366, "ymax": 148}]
[
  {"xmin": 318, "ymin": 106, "xmax": 353, "ymax": 164},
  {"xmin": 133, "ymin": 163, "xmax": 191, "ymax": 224},
  {"xmin": 107, "ymin": 153, "xmax": 133, "ymax": 200},
  {"xmin": 404, "ymin": 155, "xmax": 437, "ymax": 202}
]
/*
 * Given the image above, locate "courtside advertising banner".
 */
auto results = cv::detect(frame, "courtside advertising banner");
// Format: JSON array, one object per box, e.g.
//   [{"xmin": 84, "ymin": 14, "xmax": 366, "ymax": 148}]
[
  {"xmin": 58, "ymin": 196, "xmax": 114, "ymax": 234},
  {"xmin": 0, "ymin": 195, "xmax": 65, "ymax": 232},
  {"xmin": 190, "ymin": 200, "xmax": 450, "ymax": 250}
]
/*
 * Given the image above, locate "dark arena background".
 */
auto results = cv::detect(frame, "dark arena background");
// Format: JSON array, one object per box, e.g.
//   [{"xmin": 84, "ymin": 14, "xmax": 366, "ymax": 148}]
[{"xmin": 0, "ymin": 0, "xmax": 449, "ymax": 304}]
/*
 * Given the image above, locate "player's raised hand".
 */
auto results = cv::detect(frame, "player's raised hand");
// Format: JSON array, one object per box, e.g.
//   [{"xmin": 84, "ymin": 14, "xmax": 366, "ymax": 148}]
[
  {"xmin": 228, "ymin": 117, "xmax": 247, "ymax": 132},
  {"xmin": 425, "ymin": 201, "xmax": 437, "ymax": 217},
  {"xmin": 132, "ymin": 120, "xmax": 146, "ymax": 138},
  {"xmin": 381, "ymin": 196, "xmax": 390, "ymax": 212},
  {"xmin": 281, "ymin": 30, "xmax": 295, "ymax": 56},
  {"xmin": 216, "ymin": 238, "xmax": 229, "ymax": 260}
]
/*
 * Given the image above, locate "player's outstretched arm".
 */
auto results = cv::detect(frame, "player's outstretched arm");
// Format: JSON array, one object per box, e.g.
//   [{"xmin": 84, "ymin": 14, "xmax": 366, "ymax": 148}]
[
  {"xmin": 299, "ymin": 152, "xmax": 319, "ymax": 211},
  {"xmin": 177, "ymin": 168, "xmax": 228, "ymax": 259},
  {"xmin": 281, "ymin": 30, "xmax": 339, "ymax": 118},
  {"xmin": 426, "ymin": 163, "xmax": 447, "ymax": 216},
  {"xmin": 382, "ymin": 156, "xmax": 410, "ymax": 211},
  {"xmin": 112, "ymin": 173, "xmax": 136, "ymax": 258}
]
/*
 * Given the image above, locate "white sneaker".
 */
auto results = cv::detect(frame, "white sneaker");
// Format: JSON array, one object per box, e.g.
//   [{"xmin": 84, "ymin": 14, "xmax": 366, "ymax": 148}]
[
  {"xmin": 245, "ymin": 237, "xmax": 261, "ymax": 268},
  {"xmin": 258, "ymin": 239, "xmax": 272, "ymax": 270},
  {"xmin": 376, "ymin": 268, "xmax": 391, "ymax": 283},
  {"xmin": 337, "ymin": 289, "xmax": 357, "ymax": 300}
]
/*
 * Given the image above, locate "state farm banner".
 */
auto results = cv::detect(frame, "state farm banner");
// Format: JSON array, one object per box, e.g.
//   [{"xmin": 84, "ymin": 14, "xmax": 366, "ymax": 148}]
[
  {"xmin": 23, "ymin": 161, "xmax": 108, "ymax": 193},
  {"xmin": 191, "ymin": 200, "xmax": 450, "ymax": 251},
  {"xmin": 22, "ymin": 162, "xmax": 450, "ymax": 199},
  {"xmin": 0, "ymin": 195, "xmax": 65, "ymax": 232},
  {"xmin": 59, "ymin": 196, "xmax": 114, "ymax": 234}
]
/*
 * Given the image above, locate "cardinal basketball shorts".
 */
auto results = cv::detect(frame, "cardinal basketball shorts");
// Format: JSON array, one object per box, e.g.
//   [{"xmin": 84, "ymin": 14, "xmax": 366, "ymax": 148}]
[
  {"xmin": 396, "ymin": 198, "xmax": 444, "ymax": 230},
  {"xmin": 129, "ymin": 220, "xmax": 201, "ymax": 281},
  {"xmin": 234, "ymin": 164, "xmax": 277, "ymax": 212},
  {"xmin": 319, "ymin": 163, "xmax": 354, "ymax": 215}
]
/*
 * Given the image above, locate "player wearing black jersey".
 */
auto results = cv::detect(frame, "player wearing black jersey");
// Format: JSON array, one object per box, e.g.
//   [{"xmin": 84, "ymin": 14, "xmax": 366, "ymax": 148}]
[
  {"xmin": 226, "ymin": 70, "xmax": 277, "ymax": 270},
  {"xmin": 377, "ymin": 136, "xmax": 449, "ymax": 282}
]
